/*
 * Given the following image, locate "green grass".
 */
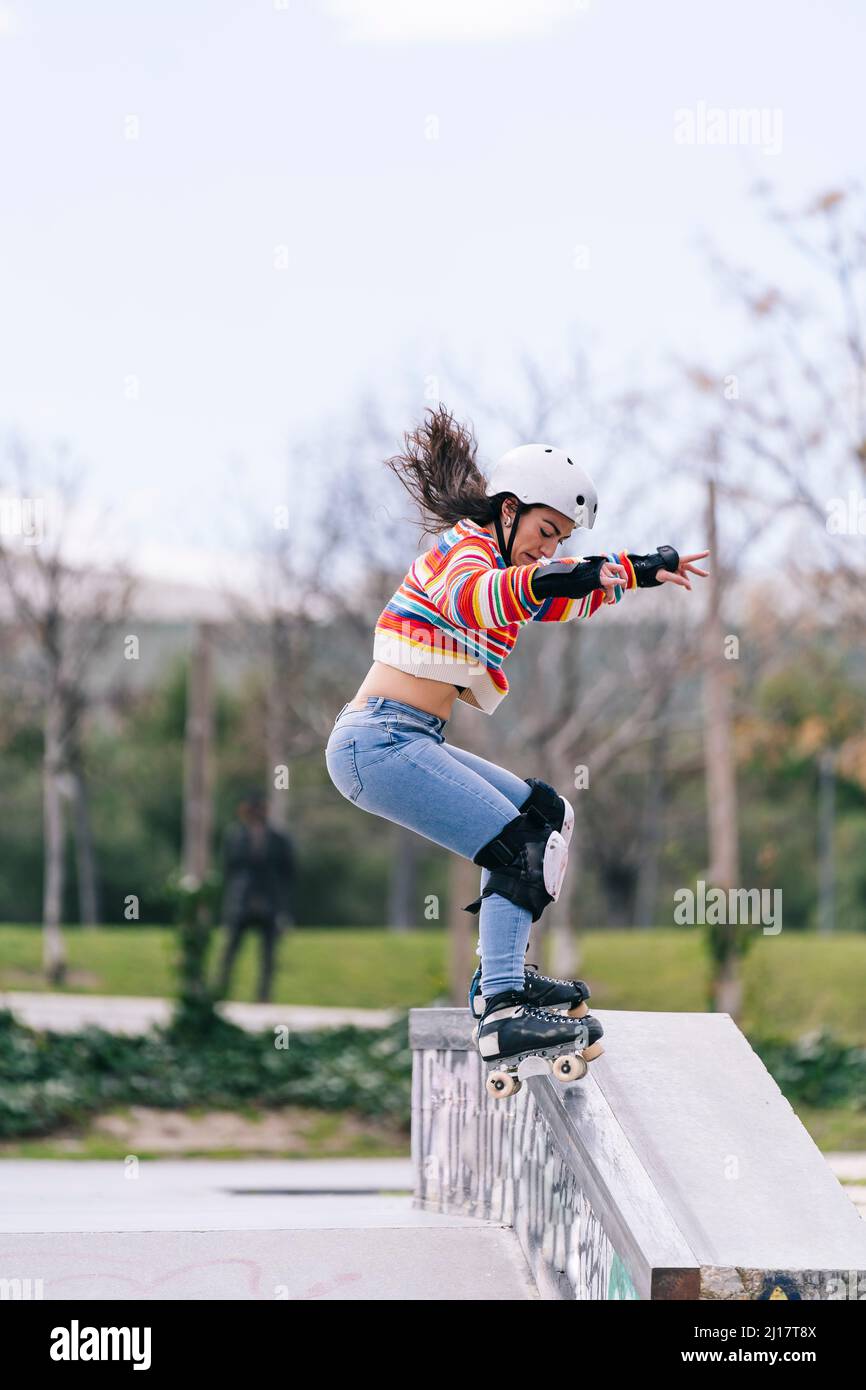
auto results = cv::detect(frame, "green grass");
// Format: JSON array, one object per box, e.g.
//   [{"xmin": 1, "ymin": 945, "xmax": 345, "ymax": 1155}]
[
  {"xmin": 1, "ymin": 925, "xmax": 865, "ymax": 1044},
  {"xmin": 576, "ymin": 930, "xmax": 866, "ymax": 1044},
  {"xmin": 0, "ymin": 925, "xmax": 444, "ymax": 1011},
  {"xmin": 793, "ymin": 1104, "xmax": 866, "ymax": 1151},
  {"xmin": 2, "ymin": 924, "xmax": 865, "ymax": 1155}
]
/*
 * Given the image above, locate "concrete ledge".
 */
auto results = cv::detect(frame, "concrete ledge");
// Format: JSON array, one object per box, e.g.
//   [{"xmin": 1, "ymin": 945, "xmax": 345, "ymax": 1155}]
[{"xmin": 409, "ymin": 1007, "xmax": 866, "ymax": 1301}]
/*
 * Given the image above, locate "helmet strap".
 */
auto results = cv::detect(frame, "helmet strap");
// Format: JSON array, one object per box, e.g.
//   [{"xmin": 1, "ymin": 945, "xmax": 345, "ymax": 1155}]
[{"xmin": 494, "ymin": 497, "xmax": 523, "ymax": 565}]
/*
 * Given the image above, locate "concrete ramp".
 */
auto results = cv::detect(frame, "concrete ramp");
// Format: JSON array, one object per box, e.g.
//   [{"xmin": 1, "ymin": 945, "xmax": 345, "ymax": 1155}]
[{"xmin": 410, "ymin": 1008, "xmax": 866, "ymax": 1300}]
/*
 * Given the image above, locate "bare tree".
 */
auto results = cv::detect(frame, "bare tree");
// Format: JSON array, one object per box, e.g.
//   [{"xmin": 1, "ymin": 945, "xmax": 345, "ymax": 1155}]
[
  {"xmin": 216, "ymin": 396, "xmax": 429, "ymax": 930},
  {"xmin": 0, "ymin": 442, "xmax": 135, "ymax": 979},
  {"xmin": 655, "ymin": 182, "xmax": 866, "ymax": 1009},
  {"xmin": 699, "ymin": 181, "xmax": 866, "ymax": 622}
]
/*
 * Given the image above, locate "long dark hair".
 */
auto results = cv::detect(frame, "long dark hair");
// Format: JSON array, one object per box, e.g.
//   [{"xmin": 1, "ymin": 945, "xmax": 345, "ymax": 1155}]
[{"xmin": 384, "ymin": 403, "xmax": 526, "ymax": 536}]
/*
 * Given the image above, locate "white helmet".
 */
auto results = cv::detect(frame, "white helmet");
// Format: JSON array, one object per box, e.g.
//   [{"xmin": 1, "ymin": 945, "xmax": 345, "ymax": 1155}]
[
  {"xmin": 485, "ymin": 444, "xmax": 598, "ymax": 564},
  {"xmin": 486, "ymin": 445, "xmax": 598, "ymax": 530}
]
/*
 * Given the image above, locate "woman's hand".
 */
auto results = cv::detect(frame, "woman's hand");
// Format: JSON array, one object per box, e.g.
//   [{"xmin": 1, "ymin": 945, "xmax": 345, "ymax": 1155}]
[
  {"xmin": 599, "ymin": 560, "xmax": 631, "ymax": 604},
  {"xmin": 655, "ymin": 550, "xmax": 710, "ymax": 592}
]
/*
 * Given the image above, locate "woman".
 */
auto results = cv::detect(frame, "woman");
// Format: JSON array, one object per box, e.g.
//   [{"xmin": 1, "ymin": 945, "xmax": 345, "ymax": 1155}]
[{"xmin": 325, "ymin": 405, "xmax": 708, "ymax": 1091}]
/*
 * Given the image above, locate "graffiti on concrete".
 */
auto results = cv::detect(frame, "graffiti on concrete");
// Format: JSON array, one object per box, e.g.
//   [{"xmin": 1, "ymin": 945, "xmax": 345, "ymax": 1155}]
[{"xmin": 413, "ymin": 1046, "xmax": 637, "ymax": 1300}]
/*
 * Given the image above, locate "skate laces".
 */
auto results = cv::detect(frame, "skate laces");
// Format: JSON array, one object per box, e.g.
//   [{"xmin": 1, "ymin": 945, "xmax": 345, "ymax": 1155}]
[
  {"xmin": 490, "ymin": 999, "xmax": 580, "ymax": 1025},
  {"xmin": 527, "ymin": 964, "xmax": 590, "ymax": 997},
  {"xmin": 526, "ymin": 963, "xmax": 568, "ymax": 987},
  {"xmin": 480, "ymin": 992, "xmax": 583, "ymax": 1028},
  {"xmin": 524, "ymin": 1003, "xmax": 583, "ymax": 1024}
]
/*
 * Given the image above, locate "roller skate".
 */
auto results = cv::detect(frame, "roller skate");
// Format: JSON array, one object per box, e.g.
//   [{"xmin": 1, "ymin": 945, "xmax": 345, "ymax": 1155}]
[
  {"xmin": 468, "ymin": 950, "xmax": 591, "ymax": 1022},
  {"xmin": 474, "ymin": 986, "xmax": 604, "ymax": 1100}
]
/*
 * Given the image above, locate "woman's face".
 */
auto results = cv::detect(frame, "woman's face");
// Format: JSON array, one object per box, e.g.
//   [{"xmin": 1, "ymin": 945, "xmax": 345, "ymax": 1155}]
[{"xmin": 502, "ymin": 501, "xmax": 575, "ymax": 566}]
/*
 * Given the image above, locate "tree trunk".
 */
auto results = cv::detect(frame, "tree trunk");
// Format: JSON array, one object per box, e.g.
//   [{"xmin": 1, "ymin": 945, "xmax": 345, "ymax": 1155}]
[
  {"xmin": 70, "ymin": 761, "xmax": 100, "ymax": 926},
  {"xmin": 183, "ymin": 624, "xmax": 215, "ymax": 885},
  {"xmin": 266, "ymin": 613, "xmax": 291, "ymax": 831},
  {"xmin": 387, "ymin": 824, "xmax": 420, "ymax": 931},
  {"xmin": 543, "ymin": 638, "xmax": 584, "ymax": 977},
  {"xmin": 547, "ymin": 881, "xmax": 579, "ymax": 980},
  {"xmin": 817, "ymin": 748, "xmax": 835, "ymax": 935},
  {"xmin": 547, "ymin": 781, "xmax": 588, "ymax": 980},
  {"xmin": 634, "ymin": 714, "xmax": 671, "ymax": 930},
  {"xmin": 714, "ymin": 952, "xmax": 742, "ymax": 1016},
  {"xmin": 702, "ymin": 472, "xmax": 742, "ymax": 1019},
  {"xmin": 42, "ymin": 689, "xmax": 67, "ymax": 984},
  {"xmin": 448, "ymin": 852, "xmax": 480, "ymax": 1005}
]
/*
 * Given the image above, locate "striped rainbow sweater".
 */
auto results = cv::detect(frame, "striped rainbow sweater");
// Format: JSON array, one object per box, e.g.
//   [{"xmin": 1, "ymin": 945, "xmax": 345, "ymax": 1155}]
[{"xmin": 372, "ymin": 517, "xmax": 637, "ymax": 714}]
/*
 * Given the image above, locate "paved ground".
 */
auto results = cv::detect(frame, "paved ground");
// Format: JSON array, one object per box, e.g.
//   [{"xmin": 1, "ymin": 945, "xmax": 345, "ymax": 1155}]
[
  {"xmin": 1, "ymin": 1152, "xmax": 861, "ymax": 1300},
  {"xmin": 0, "ymin": 991, "xmax": 398, "ymax": 1034},
  {"xmin": 0, "ymin": 1159, "xmax": 537, "ymax": 1300}
]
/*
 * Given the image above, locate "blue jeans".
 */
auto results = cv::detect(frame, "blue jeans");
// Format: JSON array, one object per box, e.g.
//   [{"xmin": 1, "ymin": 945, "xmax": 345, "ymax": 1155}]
[{"xmin": 324, "ymin": 696, "xmax": 532, "ymax": 997}]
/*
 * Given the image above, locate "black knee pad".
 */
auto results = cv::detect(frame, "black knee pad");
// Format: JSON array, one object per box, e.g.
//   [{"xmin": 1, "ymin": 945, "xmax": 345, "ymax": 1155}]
[
  {"xmin": 463, "ymin": 777, "xmax": 573, "ymax": 924},
  {"xmin": 520, "ymin": 777, "xmax": 574, "ymax": 843}
]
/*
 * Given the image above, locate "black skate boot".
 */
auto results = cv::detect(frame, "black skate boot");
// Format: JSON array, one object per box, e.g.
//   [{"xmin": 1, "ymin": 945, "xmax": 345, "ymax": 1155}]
[
  {"xmin": 468, "ymin": 954, "xmax": 591, "ymax": 1020},
  {"xmin": 474, "ymin": 986, "xmax": 604, "ymax": 1100}
]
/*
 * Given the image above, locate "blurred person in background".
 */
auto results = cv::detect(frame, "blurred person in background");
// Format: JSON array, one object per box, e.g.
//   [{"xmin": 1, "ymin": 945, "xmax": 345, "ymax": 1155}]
[{"xmin": 215, "ymin": 789, "xmax": 296, "ymax": 1003}]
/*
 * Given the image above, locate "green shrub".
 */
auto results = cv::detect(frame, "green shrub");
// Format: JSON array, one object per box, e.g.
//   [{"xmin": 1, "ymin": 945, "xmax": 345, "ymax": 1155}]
[
  {"xmin": 752, "ymin": 1029, "xmax": 866, "ymax": 1109},
  {"xmin": 0, "ymin": 1007, "xmax": 412, "ymax": 1139}
]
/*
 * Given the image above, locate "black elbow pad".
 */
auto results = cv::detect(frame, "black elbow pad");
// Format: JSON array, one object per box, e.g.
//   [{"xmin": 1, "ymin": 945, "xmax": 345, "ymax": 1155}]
[
  {"xmin": 627, "ymin": 545, "xmax": 679, "ymax": 588},
  {"xmin": 529, "ymin": 557, "xmax": 606, "ymax": 601}
]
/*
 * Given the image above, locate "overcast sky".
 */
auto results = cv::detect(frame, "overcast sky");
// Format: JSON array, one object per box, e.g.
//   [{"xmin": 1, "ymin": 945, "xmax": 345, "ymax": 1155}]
[{"xmin": 0, "ymin": 0, "xmax": 863, "ymax": 587}]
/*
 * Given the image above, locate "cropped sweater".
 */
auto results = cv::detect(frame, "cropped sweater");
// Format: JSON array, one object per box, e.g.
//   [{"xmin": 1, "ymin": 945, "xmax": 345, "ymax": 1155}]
[{"xmin": 372, "ymin": 517, "xmax": 637, "ymax": 714}]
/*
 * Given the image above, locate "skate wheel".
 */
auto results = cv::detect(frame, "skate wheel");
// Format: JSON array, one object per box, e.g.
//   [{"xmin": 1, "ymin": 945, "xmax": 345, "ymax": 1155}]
[
  {"xmin": 486, "ymin": 1070, "xmax": 521, "ymax": 1099},
  {"xmin": 566, "ymin": 1000, "xmax": 589, "ymax": 1019},
  {"xmin": 552, "ymin": 1053, "xmax": 588, "ymax": 1082},
  {"xmin": 581, "ymin": 1041, "xmax": 604, "ymax": 1062}
]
